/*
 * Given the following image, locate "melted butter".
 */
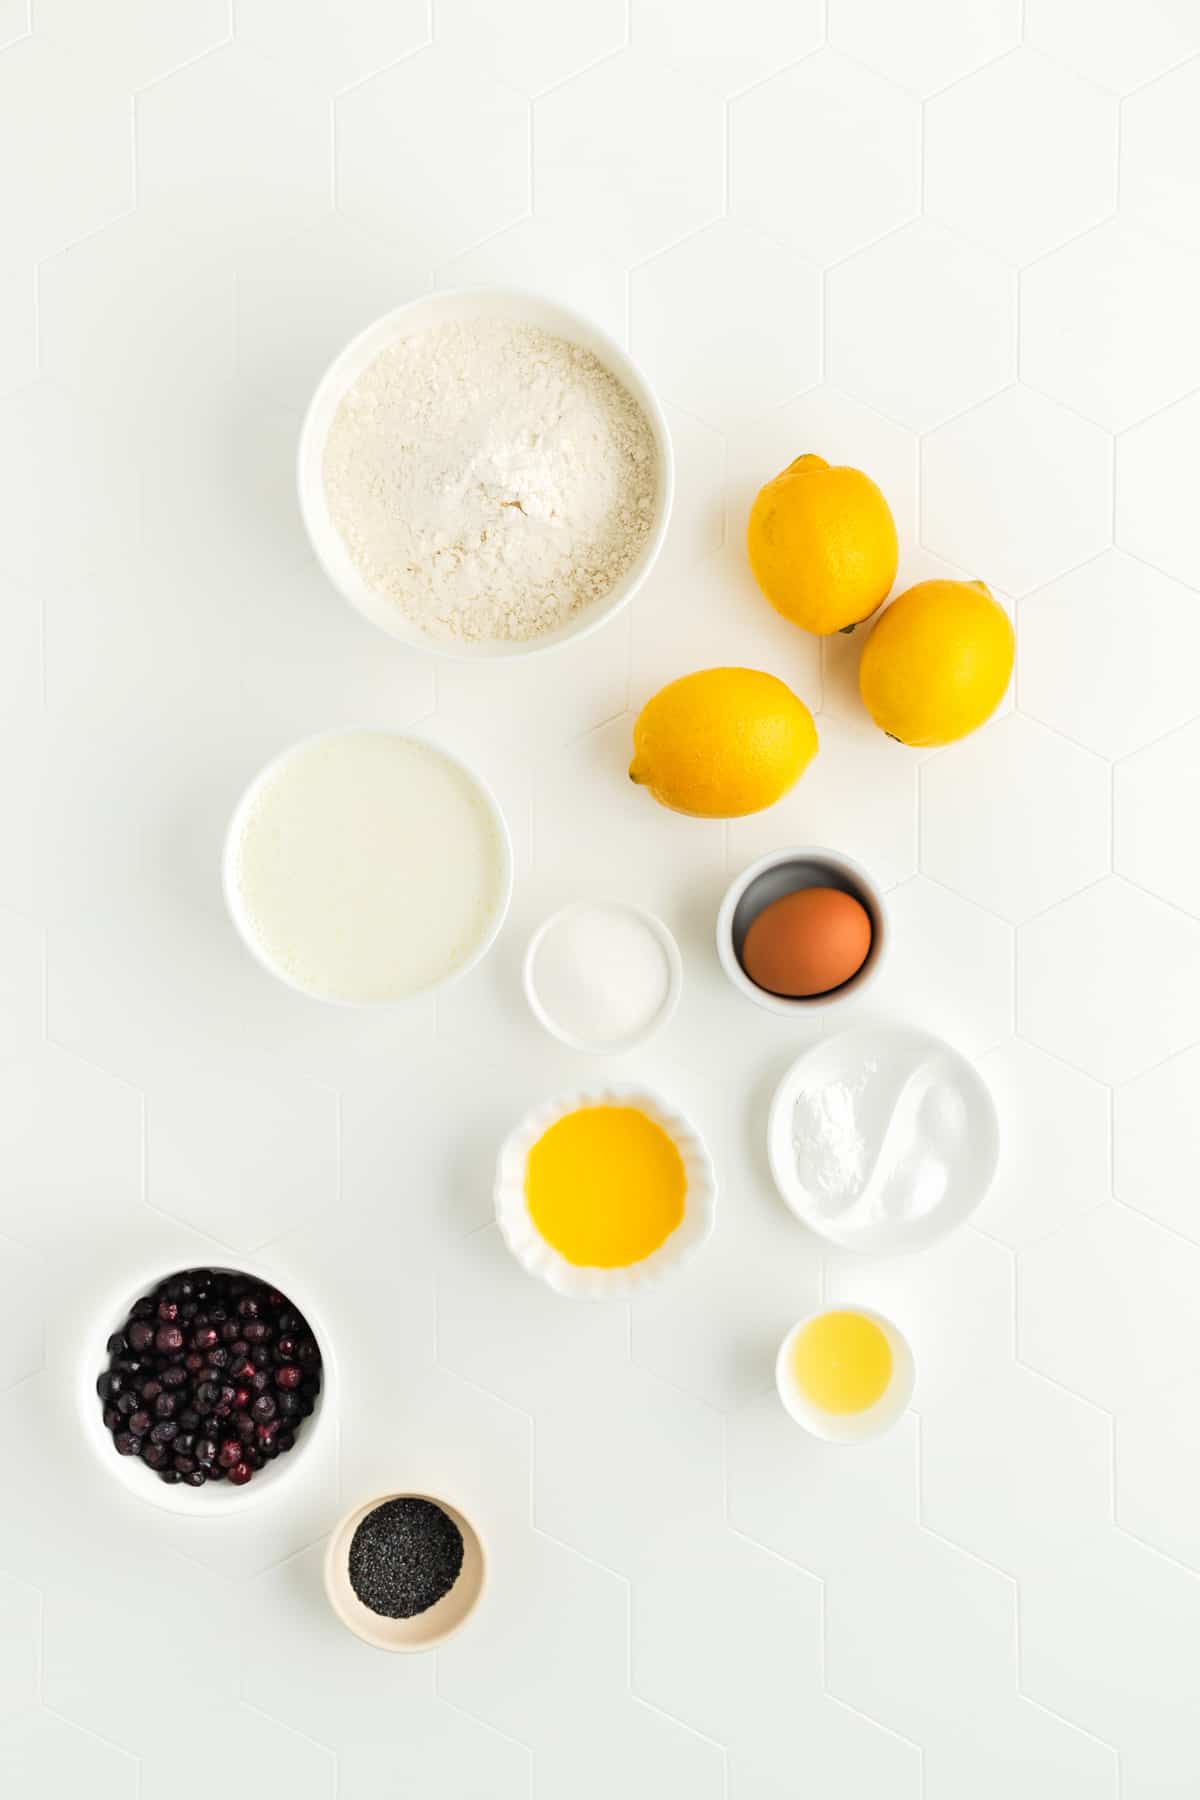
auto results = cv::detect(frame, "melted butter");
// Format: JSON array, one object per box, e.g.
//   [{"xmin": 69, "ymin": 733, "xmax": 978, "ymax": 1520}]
[{"xmin": 524, "ymin": 1104, "xmax": 686, "ymax": 1268}]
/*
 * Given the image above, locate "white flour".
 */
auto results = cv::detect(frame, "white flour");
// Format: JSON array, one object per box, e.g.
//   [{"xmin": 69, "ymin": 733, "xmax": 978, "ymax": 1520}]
[
  {"xmin": 790, "ymin": 1041, "xmax": 970, "ymax": 1231},
  {"xmin": 322, "ymin": 319, "xmax": 659, "ymax": 644}
]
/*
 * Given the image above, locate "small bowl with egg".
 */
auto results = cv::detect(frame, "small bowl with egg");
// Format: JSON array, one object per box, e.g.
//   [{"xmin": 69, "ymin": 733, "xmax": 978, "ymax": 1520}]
[
  {"xmin": 716, "ymin": 846, "xmax": 887, "ymax": 1016},
  {"xmin": 494, "ymin": 1084, "xmax": 715, "ymax": 1300}
]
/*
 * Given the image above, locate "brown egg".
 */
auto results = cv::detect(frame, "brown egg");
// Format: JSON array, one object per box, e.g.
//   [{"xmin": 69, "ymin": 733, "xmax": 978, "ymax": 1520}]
[{"xmin": 740, "ymin": 886, "xmax": 872, "ymax": 998}]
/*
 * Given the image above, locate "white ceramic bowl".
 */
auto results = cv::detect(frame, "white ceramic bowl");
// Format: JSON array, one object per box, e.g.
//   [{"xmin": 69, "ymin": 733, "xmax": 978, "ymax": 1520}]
[
  {"xmin": 222, "ymin": 726, "xmax": 513, "ymax": 1007},
  {"xmin": 81, "ymin": 1260, "xmax": 334, "ymax": 1516},
  {"xmin": 776, "ymin": 1307, "xmax": 915, "ymax": 1444},
  {"xmin": 716, "ymin": 846, "xmax": 888, "ymax": 1015},
  {"xmin": 522, "ymin": 902, "xmax": 682, "ymax": 1054},
  {"xmin": 767, "ymin": 1023, "xmax": 1000, "ymax": 1253},
  {"xmin": 297, "ymin": 286, "xmax": 675, "ymax": 660},
  {"xmin": 324, "ymin": 1492, "xmax": 486, "ymax": 1652},
  {"xmin": 495, "ymin": 1084, "xmax": 716, "ymax": 1300}
]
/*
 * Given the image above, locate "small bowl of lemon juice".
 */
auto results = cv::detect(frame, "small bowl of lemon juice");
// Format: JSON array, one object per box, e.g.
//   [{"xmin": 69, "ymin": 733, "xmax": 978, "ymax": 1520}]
[{"xmin": 776, "ymin": 1306, "xmax": 915, "ymax": 1444}]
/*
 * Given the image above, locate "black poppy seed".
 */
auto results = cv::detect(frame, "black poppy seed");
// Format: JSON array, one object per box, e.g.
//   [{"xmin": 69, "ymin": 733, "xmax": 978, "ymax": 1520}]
[{"xmin": 347, "ymin": 1498, "xmax": 464, "ymax": 1620}]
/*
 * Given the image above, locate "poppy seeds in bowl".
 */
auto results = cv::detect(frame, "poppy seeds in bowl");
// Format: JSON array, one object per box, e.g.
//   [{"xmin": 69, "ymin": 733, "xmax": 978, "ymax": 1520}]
[{"xmin": 348, "ymin": 1497, "xmax": 465, "ymax": 1619}]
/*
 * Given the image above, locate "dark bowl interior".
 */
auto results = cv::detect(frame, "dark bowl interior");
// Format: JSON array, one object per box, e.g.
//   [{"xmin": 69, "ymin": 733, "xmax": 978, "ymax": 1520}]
[{"xmin": 730, "ymin": 856, "xmax": 885, "ymax": 999}]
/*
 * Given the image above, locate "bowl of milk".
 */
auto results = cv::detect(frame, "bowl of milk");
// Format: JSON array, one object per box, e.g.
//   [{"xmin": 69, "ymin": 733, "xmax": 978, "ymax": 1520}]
[{"xmin": 223, "ymin": 729, "xmax": 512, "ymax": 1005}]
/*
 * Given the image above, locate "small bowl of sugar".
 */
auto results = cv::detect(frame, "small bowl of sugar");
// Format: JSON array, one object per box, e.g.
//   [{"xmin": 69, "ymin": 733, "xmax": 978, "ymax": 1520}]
[
  {"xmin": 298, "ymin": 288, "xmax": 674, "ymax": 660},
  {"xmin": 523, "ymin": 902, "xmax": 682, "ymax": 1054}
]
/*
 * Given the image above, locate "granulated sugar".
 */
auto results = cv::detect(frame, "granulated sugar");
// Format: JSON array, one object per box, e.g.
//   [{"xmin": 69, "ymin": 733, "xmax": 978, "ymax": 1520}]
[{"xmin": 323, "ymin": 318, "xmax": 659, "ymax": 644}]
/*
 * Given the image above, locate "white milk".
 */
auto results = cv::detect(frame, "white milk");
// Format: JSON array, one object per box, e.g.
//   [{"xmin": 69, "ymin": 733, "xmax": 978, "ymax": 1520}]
[{"xmin": 233, "ymin": 733, "xmax": 506, "ymax": 1003}]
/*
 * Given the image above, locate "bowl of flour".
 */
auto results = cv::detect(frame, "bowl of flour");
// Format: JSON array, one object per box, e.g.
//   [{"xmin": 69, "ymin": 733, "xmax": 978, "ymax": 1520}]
[{"xmin": 298, "ymin": 289, "xmax": 674, "ymax": 658}]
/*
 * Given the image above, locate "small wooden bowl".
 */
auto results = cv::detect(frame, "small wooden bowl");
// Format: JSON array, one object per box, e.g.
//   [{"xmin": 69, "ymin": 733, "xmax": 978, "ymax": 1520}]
[{"xmin": 323, "ymin": 1492, "xmax": 486, "ymax": 1651}]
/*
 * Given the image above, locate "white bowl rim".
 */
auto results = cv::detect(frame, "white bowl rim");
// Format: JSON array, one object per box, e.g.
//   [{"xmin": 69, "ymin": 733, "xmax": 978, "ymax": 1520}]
[
  {"xmin": 716, "ymin": 845, "xmax": 889, "ymax": 1015},
  {"xmin": 521, "ymin": 901, "xmax": 683, "ymax": 1054},
  {"xmin": 775, "ymin": 1305, "xmax": 916, "ymax": 1444},
  {"xmin": 323, "ymin": 1489, "xmax": 486, "ymax": 1652},
  {"xmin": 766, "ymin": 1022, "xmax": 1001, "ymax": 1253},
  {"xmin": 81, "ymin": 1258, "xmax": 335, "ymax": 1516},
  {"xmin": 494, "ymin": 1083, "xmax": 716, "ymax": 1301},
  {"xmin": 297, "ymin": 284, "xmax": 676, "ymax": 662},
  {"xmin": 221, "ymin": 724, "xmax": 514, "ymax": 1009}
]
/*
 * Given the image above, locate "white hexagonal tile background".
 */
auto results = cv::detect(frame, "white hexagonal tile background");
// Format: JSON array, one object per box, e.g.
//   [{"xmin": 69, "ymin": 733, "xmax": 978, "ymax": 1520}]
[
  {"xmin": 533, "ymin": 53, "xmax": 723, "ymax": 265},
  {"xmin": 631, "ymin": 220, "xmax": 821, "ymax": 424},
  {"xmin": 1114, "ymin": 720, "xmax": 1200, "ymax": 917},
  {"xmin": 235, "ymin": 213, "xmax": 428, "ymax": 411},
  {"xmin": 238, "ymin": 0, "xmax": 428, "ymax": 91},
  {"xmin": 1019, "ymin": 550, "xmax": 1200, "ymax": 758},
  {"xmin": 869, "ymin": 876, "xmax": 1014, "ymax": 1058},
  {"xmin": 829, "ymin": 0, "xmax": 1020, "ymax": 96},
  {"xmin": 0, "ymin": 1, "xmax": 30, "ymax": 52},
  {"xmin": 925, "ymin": 49, "xmax": 1117, "ymax": 263},
  {"xmin": 922, "ymin": 386, "xmax": 1112, "ymax": 596},
  {"xmin": 1114, "ymin": 1043, "xmax": 1200, "ymax": 1244},
  {"xmin": 0, "ymin": 382, "xmax": 141, "ymax": 591},
  {"xmin": 1116, "ymin": 1372, "xmax": 1200, "ymax": 1569},
  {"xmin": 39, "ymin": 210, "xmax": 237, "ymax": 433},
  {"xmin": 730, "ymin": 52, "xmax": 919, "ymax": 266},
  {"xmin": 440, "ymin": 215, "xmax": 629, "ymax": 343},
  {"xmin": 0, "ymin": 37, "xmax": 132, "ymax": 263},
  {"xmin": 1019, "ymin": 1202, "xmax": 1200, "ymax": 1412},
  {"xmin": 974, "ymin": 1039, "xmax": 1109, "ymax": 1247},
  {"xmin": 1021, "ymin": 222, "xmax": 1200, "ymax": 431},
  {"xmin": 337, "ymin": 47, "xmax": 530, "ymax": 262},
  {"xmin": 1026, "ymin": 0, "xmax": 1200, "ymax": 93},
  {"xmin": 439, "ymin": 0, "xmax": 623, "ymax": 97},
  {"xmin": 921, "ymin": 714, "xmax": 1109, "ymax": 923},
  {"xmin": 1121, "ymin": 57, "xmax": 1200, "ymax": 251},
  {"xmin": 635, "ymin": 0, "xmax": 823, "ymax": 97},
  {"xmin": 137, "ymin": 43, "xmax": 331, "ymax": 251},
  {"xmin": 1018, "ymin": 880, "xmax": 1200, "ymax": 1084},
  {"xmin": 827, "ymin": 219, "xmax": 1014, "ymax": 433},
  {"xmin": 37, "ymin": 0, "xmax": 229, "ymax": 89},
  {"xmin": 1116, "ymin": 391, "xmax": 1200, "ymax": 589},
  {"xmin": 4, "ymin": 5, "xmax": 1200, "ymax": 1795}
]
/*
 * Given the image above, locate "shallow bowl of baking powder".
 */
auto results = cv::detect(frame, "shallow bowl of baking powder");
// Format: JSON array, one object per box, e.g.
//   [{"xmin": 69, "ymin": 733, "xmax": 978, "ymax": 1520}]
[{"xmin": 298, "ymin": 288, "xmax": 675, "ymax": 661}]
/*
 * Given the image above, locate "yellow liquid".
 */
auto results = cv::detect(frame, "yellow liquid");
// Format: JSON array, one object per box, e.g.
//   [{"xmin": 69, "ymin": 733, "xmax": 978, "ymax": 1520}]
[
  {"xmin": 791, "ymin": 1311, "xmax": 893, "ymax": 1414},
  {"xmin": 524, "ymin": 1105, "xmax": 686, "ymax": 1268}
]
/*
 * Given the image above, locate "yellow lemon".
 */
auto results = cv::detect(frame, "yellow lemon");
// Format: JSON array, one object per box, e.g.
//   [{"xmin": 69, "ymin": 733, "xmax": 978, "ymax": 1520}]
[
  {"xmin": 859, "ymin": 579, "xmax": 1013, "ymax": 747},
  {"xmin": 629, "ymin": 668, "xmax": 817, "ymax": 818},
  {"xmin": 747, "ymin": 453, "xmax": 898, "ymax": 635}
]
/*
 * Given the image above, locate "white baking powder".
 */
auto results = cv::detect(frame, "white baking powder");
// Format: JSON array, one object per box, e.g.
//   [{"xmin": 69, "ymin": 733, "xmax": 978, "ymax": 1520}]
[
  {"xmin": 790, "ymin": 1041, "xmax": 969, "ymax": 1230},
  {"xmin": 323, "ymin": 319, "xmax": 658, "ymax": 644}
]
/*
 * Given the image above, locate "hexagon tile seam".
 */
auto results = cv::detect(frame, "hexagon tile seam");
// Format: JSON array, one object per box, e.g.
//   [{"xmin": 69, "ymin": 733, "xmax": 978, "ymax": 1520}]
[{"xmin": 430, "ymin": 1675, "xmax": 537, "ymax": 1795}]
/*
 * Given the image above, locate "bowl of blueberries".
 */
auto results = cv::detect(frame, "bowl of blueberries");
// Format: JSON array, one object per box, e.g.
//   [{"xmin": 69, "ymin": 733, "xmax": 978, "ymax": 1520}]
[{"xmin": 84, "ymin": 1263, "xmax": 333, "ymax": 1513}]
